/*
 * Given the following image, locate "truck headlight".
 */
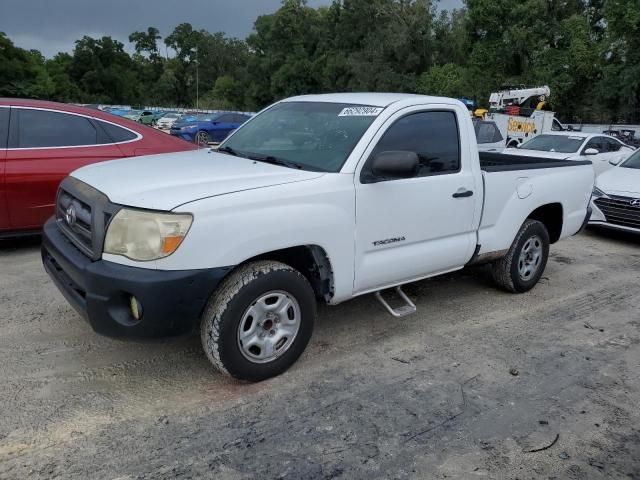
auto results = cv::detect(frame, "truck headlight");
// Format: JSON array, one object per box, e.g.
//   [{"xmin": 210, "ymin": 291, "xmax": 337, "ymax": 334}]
[{"xmin": 104, "ymin": 209, "xmax": 193, "ymax": 261}]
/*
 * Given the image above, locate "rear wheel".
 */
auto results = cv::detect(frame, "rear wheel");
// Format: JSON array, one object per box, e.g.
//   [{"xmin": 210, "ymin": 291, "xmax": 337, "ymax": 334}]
[
  {"xmin": 491, "ymin": 219, "xmax": 550, "ymax": 293},
  {"xmin": 196, "ymin": 130, "xmax": 211, "ymax": 145},
  {"xmin": 201, "ymin": 261, "xmax": 316, "ymax": 382}
]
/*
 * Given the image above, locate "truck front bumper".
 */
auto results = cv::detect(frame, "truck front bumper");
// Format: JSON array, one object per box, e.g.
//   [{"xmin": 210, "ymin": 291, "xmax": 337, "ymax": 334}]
[{"xmin": 42, "ymin": 218, "xmax": 231, "ymax": 338}]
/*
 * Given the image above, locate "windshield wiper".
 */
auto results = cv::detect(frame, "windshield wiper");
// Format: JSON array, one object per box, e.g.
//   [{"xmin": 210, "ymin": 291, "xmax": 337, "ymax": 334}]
[
  {"xmin": 217, "ymin": 146, "xmax": 241, "ymax": 157},
  {"xmin": 247, "ymin": 153, "xmax": 323, "ymax": 171}
]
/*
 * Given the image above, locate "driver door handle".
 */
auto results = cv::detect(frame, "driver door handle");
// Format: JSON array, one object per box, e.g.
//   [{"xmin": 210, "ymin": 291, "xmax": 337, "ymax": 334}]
[{"xmin": 452, "ymin": 189, "xmax": 474, "ymax": 198}]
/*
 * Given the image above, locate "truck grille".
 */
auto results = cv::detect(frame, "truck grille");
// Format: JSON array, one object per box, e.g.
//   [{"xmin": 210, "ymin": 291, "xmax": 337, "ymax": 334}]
[
  {"xmin": 594, "ymin": 195, "xmax": 640, "ymax": 229},
  {"xmin": 57, "ymin": 190, "xmax": 94, "ymax": 252},
  {"xmin": 54, "ymin": 177, "xmax": 120, "ymax": 260}
]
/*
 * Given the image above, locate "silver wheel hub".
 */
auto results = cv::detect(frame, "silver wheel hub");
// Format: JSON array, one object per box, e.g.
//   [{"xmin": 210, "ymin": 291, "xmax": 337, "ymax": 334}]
[
  {"xmin": 518, "ymin": 235, "xmax": 543, "ymax": 281},
  {"xmin": 237, "ymin": 290, "xmax": 301, "ymax": 364}
]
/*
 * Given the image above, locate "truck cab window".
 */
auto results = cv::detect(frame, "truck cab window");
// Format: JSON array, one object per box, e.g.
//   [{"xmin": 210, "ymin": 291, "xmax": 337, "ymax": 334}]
[{"xmin": 369, "ymin": 111, "xmax": 460, "ymax": 177}]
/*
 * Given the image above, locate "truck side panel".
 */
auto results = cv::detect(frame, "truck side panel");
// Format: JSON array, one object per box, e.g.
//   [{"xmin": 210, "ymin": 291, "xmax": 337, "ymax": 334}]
[
  {"xmin": 115, "ymin": 174, "xmax": 358, "ymax": 304},
  {"xmin": 478, "ymin": 165, "xmax": 594, "ymax": 255}
]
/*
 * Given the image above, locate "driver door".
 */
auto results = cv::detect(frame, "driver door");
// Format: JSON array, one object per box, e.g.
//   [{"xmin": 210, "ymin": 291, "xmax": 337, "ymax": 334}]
[{"xmin": 353, "ymin": 107, "xmax": 480, "ymax": 294}]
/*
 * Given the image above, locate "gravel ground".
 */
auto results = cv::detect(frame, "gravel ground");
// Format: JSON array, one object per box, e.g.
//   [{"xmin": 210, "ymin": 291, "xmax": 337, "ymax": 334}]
[{"xmin": 0, "ymin": 229, "xmax": 639, "ymax": 479}]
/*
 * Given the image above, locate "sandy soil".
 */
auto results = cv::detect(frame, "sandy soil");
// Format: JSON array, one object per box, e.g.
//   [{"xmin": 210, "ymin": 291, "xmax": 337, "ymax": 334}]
[{"xmin": 0, "ymin": 229, "xmax": 638, "ymax": 479}]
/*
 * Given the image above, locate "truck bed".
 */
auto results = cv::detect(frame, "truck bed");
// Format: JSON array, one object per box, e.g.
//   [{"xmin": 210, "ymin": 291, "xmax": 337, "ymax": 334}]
[
  {"xmin": 479, "ymin": 151, "xmax": 592, "ymax": 172},
  {"xmin": 477, "ymin": 151, "xmax": 594, "ymax": 257}
]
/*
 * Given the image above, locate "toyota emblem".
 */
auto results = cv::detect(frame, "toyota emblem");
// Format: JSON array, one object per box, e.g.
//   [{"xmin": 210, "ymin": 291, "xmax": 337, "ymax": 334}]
[
  {"xmin": 631, "ymin": 199, "xmax": 640, "ymax": 208},
  {"xmin": 65, "ymin": 204, "xmax": 77, "ymax": 227}
]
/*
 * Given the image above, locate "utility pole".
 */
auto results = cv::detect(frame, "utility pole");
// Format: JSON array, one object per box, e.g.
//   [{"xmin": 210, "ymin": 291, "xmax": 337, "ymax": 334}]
[{"xmin": 195, "ymin": 45, "xmax": 199, "ymax": 113}]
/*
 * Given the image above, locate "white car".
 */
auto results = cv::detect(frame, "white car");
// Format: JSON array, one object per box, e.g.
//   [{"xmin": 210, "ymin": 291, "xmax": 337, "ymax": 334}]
[
  {"xmin": 155, "ymin": 112, "xmax": 181, "ymax": 131},
  {"xmin": 474, "ymin": 119, "xmax": 505, "ymax": 152},
  {"xmin": 511, "ymin": 132, "xmax": 635, "ymax": 176},
  {"xmin": 589, "ymin": 149, "xmax": 640, "ymax": 233},
  {"xmin": 41, "ymin": 93, "xmax": 594, "ymax": 382}
]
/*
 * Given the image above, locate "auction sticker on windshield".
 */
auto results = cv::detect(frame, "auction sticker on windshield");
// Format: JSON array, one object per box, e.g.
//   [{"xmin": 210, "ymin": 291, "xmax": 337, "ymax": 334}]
[{"xmin": 338, "ymin": 106, "xmax": 384, "ymax": 117}]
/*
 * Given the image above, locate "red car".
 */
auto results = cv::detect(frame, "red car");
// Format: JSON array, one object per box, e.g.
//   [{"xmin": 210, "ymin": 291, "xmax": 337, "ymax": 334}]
[{"xmin": 0, "ymin": 99, "xmax": 197, "ymax": 236}]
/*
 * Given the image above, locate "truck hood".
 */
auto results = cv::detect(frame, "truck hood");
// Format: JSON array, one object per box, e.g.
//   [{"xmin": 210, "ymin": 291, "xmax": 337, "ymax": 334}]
[
  {"xmin": 596, "ymin": 166, "xmax": 640, "ymax": 196},
  {"xmin": 504, "ymin": 148, "xmax": 574, "ymax": 160},
  {"xmin": 71, "ymin": 149, "xmax": 325, "ymax": 210}
]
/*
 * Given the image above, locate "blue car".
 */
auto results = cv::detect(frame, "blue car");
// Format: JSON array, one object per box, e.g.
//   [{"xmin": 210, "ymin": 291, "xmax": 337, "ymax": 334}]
[{"xmin": 170, "ymin": 112, "xmax": 252, "ymax": 144}]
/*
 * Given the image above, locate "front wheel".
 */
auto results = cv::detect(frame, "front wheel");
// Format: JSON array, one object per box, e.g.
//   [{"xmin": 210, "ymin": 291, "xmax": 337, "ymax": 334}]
[
  {"xmin": 201, "ymin": 261, "xmax": 316, "ymax": 382},
  {"xmin": 491, "ymin": 219, "xmax": 550, "ymax": 293}
]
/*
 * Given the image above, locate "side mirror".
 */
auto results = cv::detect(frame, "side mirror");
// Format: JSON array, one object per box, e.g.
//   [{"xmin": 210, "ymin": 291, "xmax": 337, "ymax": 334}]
[
  {"xmin": 584, "ymin": 148, "xmax": 599, "ymax": 156},
  {"xmin": 609, "ymin": 158, "xmax": 621, "ymax": 166},
  {"xmin": 370, "ymin": 151, "xmax": 419, "ymax": 180}
]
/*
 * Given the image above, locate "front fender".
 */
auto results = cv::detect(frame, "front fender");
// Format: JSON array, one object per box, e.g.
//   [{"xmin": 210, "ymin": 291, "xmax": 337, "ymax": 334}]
[{"xmin": 153, "ymin": 174, "xmax": 357, "ymax": 303}]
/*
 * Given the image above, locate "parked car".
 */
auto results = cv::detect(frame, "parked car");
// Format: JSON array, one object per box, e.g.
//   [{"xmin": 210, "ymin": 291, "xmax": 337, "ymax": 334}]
[
  {"xmin": 42, "ymin": 93, "xmax": 594, "ymax": 382},
  {"xmin": 138, "ymin": 111, "xmax": 157, "ymax": 125},
  {"xmin": 138, "ymin": 110, "xmax": 165, "ymax": 126},
  {"xmin": 511, "ymin": 132, "xmax": 634, "ymax": 175},
  {"xmin": 105, "ymin": 107, "xmax": 131, "ymax": 117},
  {"xmin": 155, "ymin": 112, "xmax": 181, "ymax": 131},
  {"xmin": 170, "ymin": 112, "xmax": 252, "ymax": 144},
  {"xmin": 122, "ymin": 109, "xmax": 142, "ymax": 122},
  {"xmin": 0, "ymin": 99, "xmax": 197, "ymax": 236},
  {"xmin": 589, "ymin": 149, "xmax": 640, "ymax": 233}
]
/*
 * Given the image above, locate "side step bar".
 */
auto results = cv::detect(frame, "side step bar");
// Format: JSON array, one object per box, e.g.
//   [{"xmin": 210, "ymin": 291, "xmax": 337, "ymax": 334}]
[{"xmin": 375, "ymin": 286, "xmax": 417, "ymax": 317}]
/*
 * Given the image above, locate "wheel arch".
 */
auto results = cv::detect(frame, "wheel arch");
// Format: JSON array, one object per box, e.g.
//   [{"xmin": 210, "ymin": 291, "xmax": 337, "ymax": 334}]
[
  {"xmin": 527, "ymin": 202, "xmax": 563, "ymax": 243},
  {"xmin": 233, "ymin": 245, "xmax": 335, "ymax": 303}
]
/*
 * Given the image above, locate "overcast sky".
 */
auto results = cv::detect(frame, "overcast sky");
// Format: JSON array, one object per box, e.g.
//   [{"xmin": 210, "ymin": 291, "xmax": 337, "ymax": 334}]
[{"xmin": 0, "ymin": 0, "xmax": 463, "ymax": 58}]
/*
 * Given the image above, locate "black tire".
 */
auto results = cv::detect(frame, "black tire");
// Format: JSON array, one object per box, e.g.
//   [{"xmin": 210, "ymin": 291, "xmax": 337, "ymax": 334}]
[
  {"xmin": 200, "ymin": 261, "xmax": 316, "ymax": 382},
  {"xmin": 196, "ymin": 130, "xmax": 211, "ymax": 145},
  {"xmin": 491, "ymin": 219, "xmax": 550, "ymax": 293}
]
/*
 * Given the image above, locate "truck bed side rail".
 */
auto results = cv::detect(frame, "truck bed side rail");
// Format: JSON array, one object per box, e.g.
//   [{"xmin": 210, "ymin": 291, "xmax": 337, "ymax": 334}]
[{"xmin": 480, "ymin": 152, "xmax": 592, "ymax": 172}]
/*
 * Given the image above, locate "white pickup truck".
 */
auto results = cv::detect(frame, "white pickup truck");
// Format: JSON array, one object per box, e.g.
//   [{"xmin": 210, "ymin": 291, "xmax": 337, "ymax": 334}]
[{"xmin": 42, "ymin": 93, "xmax": 594, "ymax": 381}]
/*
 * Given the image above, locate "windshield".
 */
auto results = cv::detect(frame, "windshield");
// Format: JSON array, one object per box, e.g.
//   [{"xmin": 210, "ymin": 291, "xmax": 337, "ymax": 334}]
[
  {"xmin": 178, "ymin": 114, "xmax": 196, "ymax": 123},
  {"xmin": 197, "ymin": 114, "xmax": 214, "ymax": 121},
  {"xmin": 220, "ymin": 102, "xmax": 381, "ymax": 172},
  {"xmin": 519, "ymin": 134, "xmax": 585, "ymax": 153},
  {"xmin": 620, "ymin": 149, "xmax": 640, "ymax": 169},
  {"xmin": 163, "ymin": 113, "xmax": 180, "ymax": 119}
]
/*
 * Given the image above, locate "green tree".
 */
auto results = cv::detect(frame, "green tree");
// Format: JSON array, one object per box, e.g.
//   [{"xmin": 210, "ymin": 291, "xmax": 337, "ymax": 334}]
[
  {"xmin": 129, "ymin": 27, "xmax": 162, "ymax": 60},
  {"xmin": 129, "ymin": 27, "xmax": 165, "ymax": 105},
  {"xmin": 69, "ymin": 36, "xmax": 140, "ymax": 104},
  {"xmin": 596, "ymin": 0, "xmax": 640, "ymax": 121},
  {"xmin": 46, "ymin": 53, "xmax": 80, "ymax": 102},
  {"xmin": 164, "ymin": 23, "xmax": 203, "ymax": 105},
  {"xmin": 0, "ymin": 33, "xmax": 52, "ymax": 98},
  {"xmin": 417, "ymin": 63, "xmax": 470, "ymax": 97}
]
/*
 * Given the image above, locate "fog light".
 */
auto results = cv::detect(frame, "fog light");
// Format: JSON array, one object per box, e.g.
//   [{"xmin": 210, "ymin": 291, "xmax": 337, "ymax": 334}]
[{"xmin": 130, "ymin": 296, "xmax": 143, "ymax": 321}]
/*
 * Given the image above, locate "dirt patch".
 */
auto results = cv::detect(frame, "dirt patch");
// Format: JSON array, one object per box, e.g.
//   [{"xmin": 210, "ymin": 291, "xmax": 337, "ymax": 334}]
[{"xmin": 0, "ymin": 230, "xmax": 639, "ymax": 479}]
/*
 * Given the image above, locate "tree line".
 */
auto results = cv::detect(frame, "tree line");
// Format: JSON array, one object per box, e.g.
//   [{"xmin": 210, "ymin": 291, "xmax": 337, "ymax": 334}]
[{"xmin": 1, "ymin": 0, "xmax": 639, "ymax": 123}]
